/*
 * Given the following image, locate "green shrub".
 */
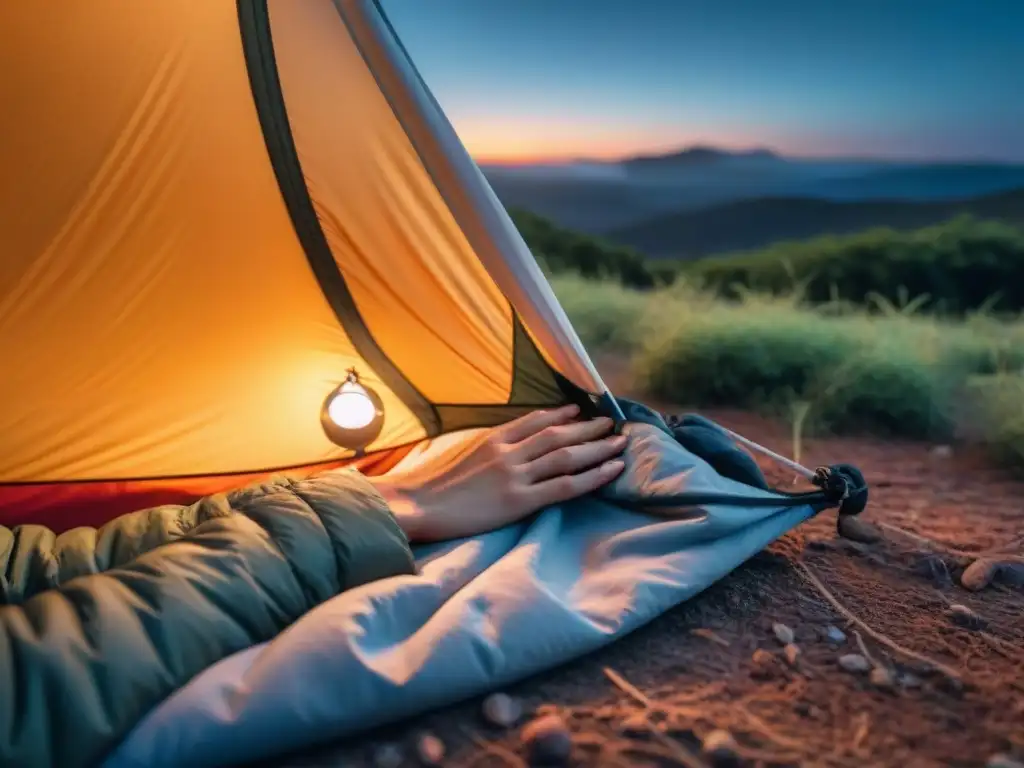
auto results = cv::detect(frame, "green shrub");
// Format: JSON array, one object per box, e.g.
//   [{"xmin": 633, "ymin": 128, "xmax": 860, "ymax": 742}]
[
  {"xmin": 512, "ymin": 208, "xmax": 665, "ymax": 289},
  {"xmin": 964, "ymin": 374, "xmax": 1024, "ymax": 473},
  {"xmin": 549, "ymin": 274, "xmax": 649, "ymax": 352},
  {"xmin": 633, "ymin": 300, "xmax": 958, "ymax": 440},
  {"xmin": 683, "ymin": 216, "xmax": 1024, "ymax": 313}
]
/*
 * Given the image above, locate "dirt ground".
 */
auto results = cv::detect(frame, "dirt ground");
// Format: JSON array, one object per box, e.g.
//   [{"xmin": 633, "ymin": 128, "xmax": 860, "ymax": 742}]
[{"xmin": 263, "ymin": 375, "xmax": 1024, "ymax": 768}]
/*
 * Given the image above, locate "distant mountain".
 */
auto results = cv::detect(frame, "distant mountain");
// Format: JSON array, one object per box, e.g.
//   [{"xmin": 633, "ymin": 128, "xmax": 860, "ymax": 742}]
[
  {"xmin": 605, "ymin": 188, "xmax": 1024, "ymax": 260},
  {"xmin": 480, "ymin": 145, "xmax": 1024, "ymax": 234},
  {"xmin": 621, "ymin": 145, "xmax": 781, "ymax": 170}
]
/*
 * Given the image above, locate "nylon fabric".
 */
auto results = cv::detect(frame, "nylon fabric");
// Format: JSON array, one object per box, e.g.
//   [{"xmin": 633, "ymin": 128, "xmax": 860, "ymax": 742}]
[
  {"xmin": 269, "ymin": 0, "xmax": 515, "ymax": 405},
  {"xmin": 0, "ymin": 1, "xmax": 425, "ymax": 484},
  {"xmin": 103, "ymin": 422, "xmax": 817, "ymax": 767},
  {"xmin": 0, "ymin": 467, "xmax": 416, "ymax": 768}
]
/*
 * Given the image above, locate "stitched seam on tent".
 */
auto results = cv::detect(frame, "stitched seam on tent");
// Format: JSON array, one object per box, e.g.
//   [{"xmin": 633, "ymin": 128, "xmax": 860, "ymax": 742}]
[
  {"xmin": 354, "ymin": 1, "xmax": 600, "ymax": 420},
  {"xmin": 234, "ymin": 0, "xmax": 441, "ymax": 438}
]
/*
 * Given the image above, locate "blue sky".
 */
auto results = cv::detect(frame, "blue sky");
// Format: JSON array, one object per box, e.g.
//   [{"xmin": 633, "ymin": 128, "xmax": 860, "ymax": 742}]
[{"xmin": 380, "ymin": 0, "xmax": 1024, "ymax": 163}]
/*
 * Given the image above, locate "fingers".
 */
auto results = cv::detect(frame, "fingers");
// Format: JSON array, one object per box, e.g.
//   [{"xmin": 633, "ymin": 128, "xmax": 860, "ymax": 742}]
[
  {"xmin": 496, "ymin": 404, "xmax": 580, "ymax": 445},
  {"xmin": 512, "ymin": 416, "xmax": 616, "ymax": 463},
  {"xmin": 522, "ymin": 459, "xmax": 626, "ymax": 510},
  {"xmin": 522, "ymin": 432, "xmax": 627, "ymax": 483}
]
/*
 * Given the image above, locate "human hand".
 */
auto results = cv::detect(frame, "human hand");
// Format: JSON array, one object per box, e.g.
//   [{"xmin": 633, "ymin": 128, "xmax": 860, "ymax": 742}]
[{"xmin": 370, "ymin": 404, "xmax": 627, "ymax": 542}]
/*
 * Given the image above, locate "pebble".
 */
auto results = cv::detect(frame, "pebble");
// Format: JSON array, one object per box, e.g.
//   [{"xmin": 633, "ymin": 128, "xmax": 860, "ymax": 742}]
[
  {"xmin": 783, "ymin": 643, "xmax": 801, "ymax": 667},
  {"xmin": 897, "ymin": 671, "xmax": 922, "ymax": 689},
  {"xmin": 825, "ymin": 625, "xmax": 847, "ymax": 644},
  {"xmin": 961, "ymin": 558, "xmax": 999, "ymax": 591},
  {"xmin": 522, "ymin": 714, "xmax": 572, "ymax": 766},
  {"xmin": 701, "ymin": 729, "xmax": 740, "ymax": 767},
  {"xmin": 413, "ymin": 732, "xmax": 445, "ymax": 766},
  {"xmin": 987, "ymin": 753, "xmax": 1024, "ymax": 768},
  {"xmin": 482, "ymin": 692, "xmax": 522, "ymax": 728},
  {"xmin": 1003, "ymin": 560, "xmax": 1024, "ymax": 586},
  {"xmin": 869, "ymin": 666, "xmax": 896, "ymax": 690},
  {"xmin": 838, "ymin": 653, "xmax": 872, "ymax": 674},
  {"xmin": 931, "ymin": 445, "xmax": 954, "ymax": 458},
  {"xmin": 750, "ymin": 648, "xmax": 776, "ymax": 679},
  {"xmin": 837, "ymin": 515, "xmax": 883, "ymax": 544},
  {"xmin": 947, "ymin": 603, "xmax": 987, "ymax": 630},
  {"xmin": 772, "ymin": 622, "xmax": 795, "ymax": 645},
  {"xmin": 372, "ymin": 743, "xmax": 403, "ymax": 768}
]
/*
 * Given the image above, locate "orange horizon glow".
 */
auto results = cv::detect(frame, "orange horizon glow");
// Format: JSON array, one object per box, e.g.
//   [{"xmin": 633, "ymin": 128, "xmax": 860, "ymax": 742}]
[
  {"xmin": 451, "ymin": 115, "xmax": 778, "ymax": 165},
  {"xmin": 461, "ymin": 130, "xmax": 775, "ymax": 166},
  {"xmin": 453, "ymin": 118, "xmax": 858, "ymax": 165}
]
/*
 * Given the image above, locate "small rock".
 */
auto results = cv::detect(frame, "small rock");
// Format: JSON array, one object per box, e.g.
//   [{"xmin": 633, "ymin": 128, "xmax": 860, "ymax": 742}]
[
  {"xmin": 522, "ymin": 714, "xmax": 572, "ymax": 766},
  {"xmin": 372, "ymin": 743, "xmax": 403, "ymax": 768},
  {"xmin": 783, "ymin": 643, "xmax": 801, "ymax": 667},
  {"xmin": 772, "ymin": 622, "xmax": 795, "ymax": 645},
  {"xmin": 1001, "ymin": 559, "xmax": 1024, "ymax": 586},
  {"xmin": 947, "ymin": 603, "xmax": 987, "ymax": 630},
  {"xmin": 987, "ymin": 753, "xmax": 1024, "ymax": 768},
  {"xmin": 931, "ymin": 445, "xmax": 954, "ymax": 459},
  {"xmin": 415, "ymin": 732, "xmax": 446, "ymax": 766},
  {"xmin": 897, "ymin": 671, "xmax": 922, "ymax": 689},
  {"xmin": 837, "ymin": 515, "xmax": 882, "ymax": 544},
  {"xmin": 618, "ymin": 712, "xmax": 650, "ymax": 736},
  {"xmin": 838, "ymin": 653, "xmax": 871, "ymax": 674},
  {"xmin": 701, "ymin": 729, "xmax": 740, "ymax": 767},
  {"xmin": 961, "ymin": 558, "xmax": 1000, "ymax": 591},
  {"xmin": 482, "ymin": 692, "xmax": 522, "ymax": 728},
  {"xmin": 869, "ymin": 666, "xmax": 896, "ymax": 690},
  {"xmin": 750, "ymin": 648, "xmax": 776, "ymax": 679},
  {"xmin": 825, "ymin": 625, "xmax": 847, "ymax": 644}
]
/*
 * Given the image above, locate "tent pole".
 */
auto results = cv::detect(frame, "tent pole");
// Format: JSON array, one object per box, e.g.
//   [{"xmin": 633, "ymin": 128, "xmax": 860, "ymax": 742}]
[{"xmin": 720, "ymin": 428, "xmax": 818, "ymax": 481}]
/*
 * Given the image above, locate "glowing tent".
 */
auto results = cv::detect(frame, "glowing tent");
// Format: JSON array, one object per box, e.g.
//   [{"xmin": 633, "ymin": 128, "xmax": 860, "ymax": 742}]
[
  {"xmin": 1, "ymin": 6, "xmax": 872, "ymax": 766},
  {"xmin": 0, "ymin": 0, "xmax": 620, "ymax": 531}
]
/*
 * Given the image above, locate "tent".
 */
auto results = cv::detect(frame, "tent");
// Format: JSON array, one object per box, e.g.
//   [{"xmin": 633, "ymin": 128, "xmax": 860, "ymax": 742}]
[
  {"xmin": 1, "ymin": 0, "xmax": 622, "ymax": 533},
  {"xmin": 2, "ymin": 3, "xmax": 867, "ymax": 766}
]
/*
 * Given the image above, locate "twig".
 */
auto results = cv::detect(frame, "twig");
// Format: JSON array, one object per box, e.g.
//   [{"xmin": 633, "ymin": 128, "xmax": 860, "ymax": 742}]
[
  {"xmin": 690, "ymin": 627, "xmax": 731, "ymax": 647},
  {"xmin": 850, "ymin": 712, "xmax": 871, "ymax": 751},
  {"xmin": 853, "ymin": 630, "xmax": 879, "ymax": 668},
  {"xmin": 737, "ymin": 708, "xmax": 807, "ymax": 752},
  {"xmin": 668, "ymin": 681, "xmax": 729, "ymax": 705},
  {"xmin": 602, "ymin": 667, "xmax": 709, "ymax": 768},
  {"xmin": 603, "ymin": 667, "xmax": 655, "ymax": 709},
  {"xmin": 878, "ymin": 523, "xmax": 1023, "ymax": 559},
  {"xmin": 795, "ymin": 561, "xmax": 963, "ymax": 681}
]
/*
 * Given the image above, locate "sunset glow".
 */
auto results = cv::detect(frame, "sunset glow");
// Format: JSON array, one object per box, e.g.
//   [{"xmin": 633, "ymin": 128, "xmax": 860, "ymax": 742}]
[{"xmin": 383, "ymin": 0, "xmax": 1024, "ymax": 164}]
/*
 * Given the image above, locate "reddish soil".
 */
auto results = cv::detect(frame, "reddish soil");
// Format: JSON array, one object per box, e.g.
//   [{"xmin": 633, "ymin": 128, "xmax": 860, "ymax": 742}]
[{"xmin": 265, "ymin": 373, "xmax": 1024, "ymax": 768}]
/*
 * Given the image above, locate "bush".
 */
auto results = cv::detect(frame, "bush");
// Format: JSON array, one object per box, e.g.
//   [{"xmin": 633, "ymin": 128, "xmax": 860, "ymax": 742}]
[
  {"xmin": 511, "ymin": 208, "xmax": 666, "ymax": 289},
  {"xmin": 550, "ymin": 277, "xmax": 1024, "ymax": 449},
  {"xmin": 549, "ymin": 274, "xmax": 650, "ymax": 352},
  {"xmin": 963, "ymin": 374, "xmax": 1024, "ymax": 473},
  {"xmin": 683, "ymin": 216, "xmax": 1024, "ymax": 314},
  {"xmin": 634, "ymin": 299, "xmax": 959, "ymax": 440}
]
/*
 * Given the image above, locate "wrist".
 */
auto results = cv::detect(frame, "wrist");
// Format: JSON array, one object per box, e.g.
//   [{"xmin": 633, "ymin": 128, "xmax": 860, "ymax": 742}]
[{"xmin": 369, "ymin": 475, "xmax": 426, "ymax": 543}]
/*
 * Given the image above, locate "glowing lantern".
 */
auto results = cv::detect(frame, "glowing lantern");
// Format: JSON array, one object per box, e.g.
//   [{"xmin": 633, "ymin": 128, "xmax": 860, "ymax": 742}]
[{"xmin": 320, "ymin": 368, "xmax": 384, "ymax": 452}]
